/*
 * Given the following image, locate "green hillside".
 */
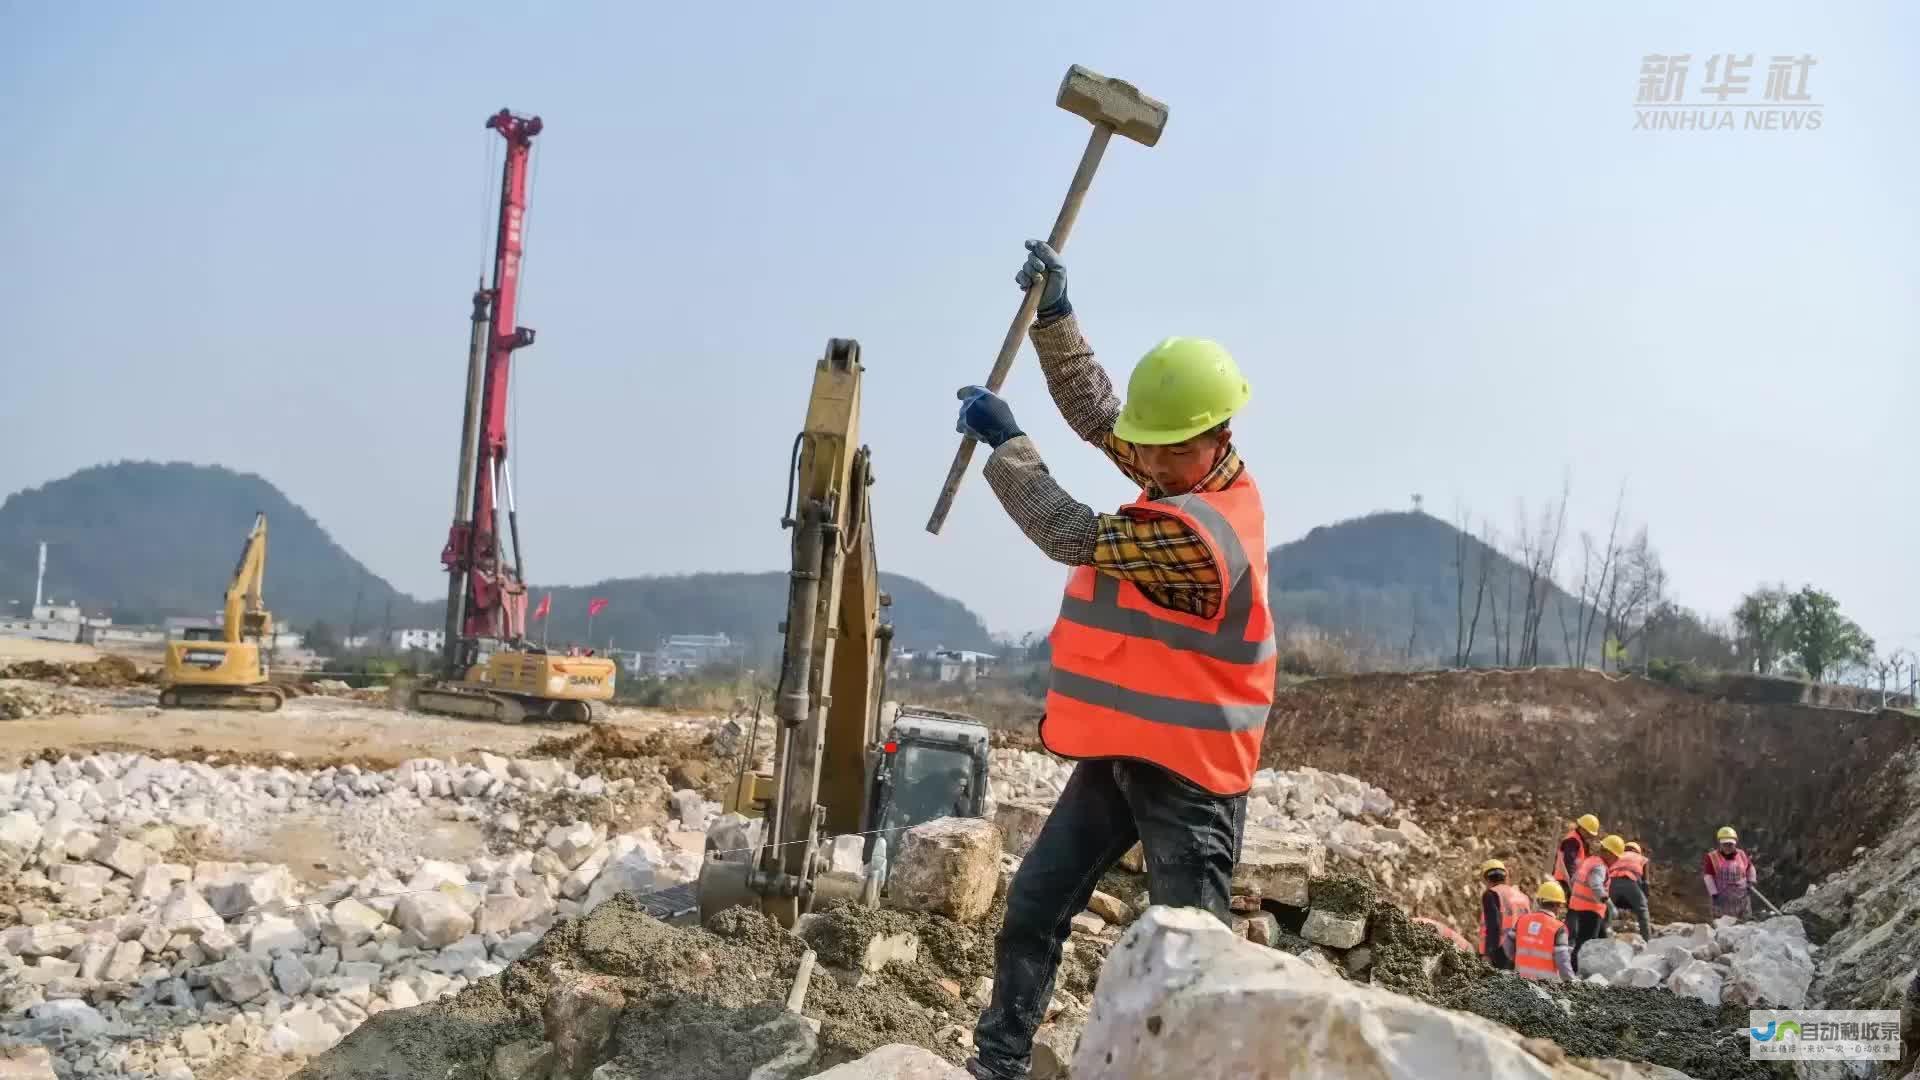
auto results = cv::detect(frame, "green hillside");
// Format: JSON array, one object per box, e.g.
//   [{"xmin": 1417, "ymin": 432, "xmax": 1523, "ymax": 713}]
[{"xmin": 0, "ymin": 462, "xmax": 994, "ymax": 658}]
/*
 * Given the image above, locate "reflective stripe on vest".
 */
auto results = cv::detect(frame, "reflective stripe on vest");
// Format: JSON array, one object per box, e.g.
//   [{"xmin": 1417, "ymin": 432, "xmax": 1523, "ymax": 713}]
[
  {"xmin": 1608, "ymin": 851, "xmax": 1648, "ymax": 883},
  {"xmin": 1478, "ymin": 884, "xmax": 1534, "ymax": 954},
  {"xmin": 1569, "ymin": 854, "xmax": 1608, "ymax": 913},
  {"xmin": 1512, "ymin": 912, "xmax": 1563, "ymax": 982},
  {"xmin": 1040, "ymin": 476, "xmax": 1276, "ymax": 796}
]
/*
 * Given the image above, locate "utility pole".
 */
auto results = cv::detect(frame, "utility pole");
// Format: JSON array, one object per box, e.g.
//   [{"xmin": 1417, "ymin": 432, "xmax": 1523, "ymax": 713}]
[{"xmin": 33, "ymin": 541, "xmax": 46, "ymax": 610}]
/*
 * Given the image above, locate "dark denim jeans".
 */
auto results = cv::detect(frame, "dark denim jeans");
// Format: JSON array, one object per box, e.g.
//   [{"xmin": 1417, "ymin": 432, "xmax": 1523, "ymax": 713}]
[{"xmin": 969, "ymin": 759, "xmax": 1246, "ymax": 1080}]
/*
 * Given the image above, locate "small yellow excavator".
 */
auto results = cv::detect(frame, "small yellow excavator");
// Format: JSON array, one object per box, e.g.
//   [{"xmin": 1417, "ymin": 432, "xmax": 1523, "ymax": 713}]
[{"xmin": 159, "ymin": 511, "xmax": 286, "ymax": 712}]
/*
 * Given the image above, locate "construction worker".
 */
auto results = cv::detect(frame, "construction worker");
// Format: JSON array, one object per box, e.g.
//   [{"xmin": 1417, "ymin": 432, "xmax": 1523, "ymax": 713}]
[
  {"xmin": 1477, "ymin": 859, "xmax": 1533, "ymax": 970},
  {"xmin": 1607, "ymin": 840, "xmax": 1652, "ymax": 939},
  {"xmin": 959, "ymin": 240, "xmax": 1276, "ymax": 1080},
  {"xmin": 1553, "ymin": 813, "xmax": 1601, "ymax": 894},
  {"xmin": 1567, "ymin": 834, "xmax": 1624, "ymax": 966},
  {"xmin": 1703, "ymin": 825, "xmax": 1757, "ymax": 920},
  {"xmin": 1508, "ymin": 881, "xmax": 1577, "ymax": 983}
]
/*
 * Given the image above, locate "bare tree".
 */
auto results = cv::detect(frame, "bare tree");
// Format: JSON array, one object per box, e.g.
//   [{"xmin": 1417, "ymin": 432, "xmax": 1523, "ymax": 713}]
[
  {"xmin": 1573, "ymin": 486, "xmax": 1627, "ymax": 668},
  {"xmin": 1513, "ymin": 480, "xmax": 1570, "ymax": 667},
  {"xmin": 1463, "ymin": 520, "xmax": 1494, "ymax": 665},
  {"xmin": 1600, "ymin": 530, "xmax": 1665, "ymax": 668}
]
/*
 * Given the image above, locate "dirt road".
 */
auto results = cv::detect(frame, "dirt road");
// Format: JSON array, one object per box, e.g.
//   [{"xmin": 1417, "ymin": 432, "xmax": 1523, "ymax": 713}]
[{"xmin": 0, "ymin": 693, "xmax": 682, "ymax": 767}]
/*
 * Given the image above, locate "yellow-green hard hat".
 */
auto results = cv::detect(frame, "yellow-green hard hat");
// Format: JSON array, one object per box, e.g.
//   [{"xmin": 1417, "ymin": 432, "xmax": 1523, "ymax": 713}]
[{"xmin": 1112, "ymin": 337, "xmax": 1250, "ymax": 445}]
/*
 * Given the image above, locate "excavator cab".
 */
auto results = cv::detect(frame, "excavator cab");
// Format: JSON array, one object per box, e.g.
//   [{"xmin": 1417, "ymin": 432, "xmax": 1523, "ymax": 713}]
[{"xmin": 864, "ymin": 707, "xmax": 992, "ymax": 862}]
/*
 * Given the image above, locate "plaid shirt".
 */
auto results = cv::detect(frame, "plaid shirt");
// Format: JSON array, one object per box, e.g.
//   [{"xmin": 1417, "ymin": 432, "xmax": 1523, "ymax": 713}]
[{"xmin": 982, "ymin": 312, "xmax": 1244, "ymax": 618}]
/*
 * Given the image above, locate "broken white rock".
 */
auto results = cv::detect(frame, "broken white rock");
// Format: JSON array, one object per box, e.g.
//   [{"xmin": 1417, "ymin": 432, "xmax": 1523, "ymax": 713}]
[
  {"xmin": 325, "ymin": 897, "xmax": 388, "ymax": 948},
  {"xmin": 1666, "ymin": 959, "xmax": 1725, "ymax": 1007},
  {"xmin": 1075, "ymin": 907, "xmax": 1649, "ymax": 1079},
  {"xmin": 793, "ymin": 1043, "xmax": 970, "ymax": 1080},
  {"xmin": 89, "ymin": 834, "xmax": 159, "ymax": 878},
  {"xmin": 158, "ymin": 883, "xmax": 220, "ymax": 935},
  {"xmin": 546, "ymin": 823, "xmax": 599, "ymax": 870},
  {"xmin": 885, "ymin": 817, "xmax": 1001, "ymax": 923},
  {"xmin": 585, "ymin": 850, "xmax": 656, "ymax": 914},
  {"xmin": 1576, "ymin": 939, "xmax": 1635, "ymax": 983},
  {"xmin": 1231, "ymin": 826, "xmax": 1324, "ymax": 908},
  {"xmin": 1301, "ymin": 909, "xmax": 1367, "ymax": 950},
  {"xmin": 209, "ymin": 956, "xmax": 273, "ymax": 1003},
  {"xmin": 394, "ymin": 890, "xmax": 474, "ymax": 949}
]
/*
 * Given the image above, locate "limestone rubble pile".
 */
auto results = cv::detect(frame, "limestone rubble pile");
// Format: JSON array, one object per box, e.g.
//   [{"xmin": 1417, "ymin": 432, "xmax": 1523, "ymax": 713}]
[{"xmin": 0, "ymin": 750, "xmax": 720, "ymax": 1079}]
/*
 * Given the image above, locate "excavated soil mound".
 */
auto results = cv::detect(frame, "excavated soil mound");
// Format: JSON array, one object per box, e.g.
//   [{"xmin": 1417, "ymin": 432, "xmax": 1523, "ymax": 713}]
[
  {"xmin": 1, "ymin": 655, "xmax": 151, "ymax": 687},
  {"xmin": 1265, "ymin": 669, "xmax": 1917, "ymax": 907},
  {"xmin": 527, "ymin": 725, "xmax": 729, "ymax": 800},
  {"xmin": 297, "ymin": 894, "xmax": 1011, "ymax": 1080}
]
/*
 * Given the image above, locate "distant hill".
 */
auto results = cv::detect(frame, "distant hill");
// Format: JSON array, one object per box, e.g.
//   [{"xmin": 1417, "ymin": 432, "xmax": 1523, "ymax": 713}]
[
  {"xmin": 1269, "ymin": 510, "xmax": 1593, "ymax": 666},
  {"xmin": 0, "ymin": 462, "xmax": 995, "ymax": 658},
  {"xmin": 518, "ymin": 572, "xmax": 994, "ymax": 663},
  {"xmin": 0, "ymin": 462, "xmax": 414, "ymax": 627}
]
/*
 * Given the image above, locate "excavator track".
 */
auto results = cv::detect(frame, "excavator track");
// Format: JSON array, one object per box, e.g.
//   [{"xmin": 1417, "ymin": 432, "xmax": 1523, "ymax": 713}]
[
  {"xmin": 409, "ymin": 683, "xmax": 530, "ymax": 725},
  {"xmin": 157, "ymin": 684, "xmax": 287, "ymax": 712}
]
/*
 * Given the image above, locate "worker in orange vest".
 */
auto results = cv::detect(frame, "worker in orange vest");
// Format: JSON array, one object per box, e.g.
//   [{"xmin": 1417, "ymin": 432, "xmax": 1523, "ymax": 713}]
[
  {"xmin": 1607, "ymin": 840, "xmax": 1652, "ymax": 938},
  {"xmin": 1567, "ymin": 834, "xmax": 1625, "ymax": 968},
  {"xmin": 1477, "ymin": 859, "xmax": 1533, "ymax": 970},
  {"xmin": 961, "ymin": 241, "xmax": 1277, "ymax": 1080},
  {"xmin": 1703, "ymin": 826, "xmax": 1758, "ymax": 920},
  {"xmin": 1553, "ymin": 813, "xmax": 1601, "ymax": 893},
  {"xmin": 1507, "ymin": 880, "xmax": 1576, "ymax": 983}
]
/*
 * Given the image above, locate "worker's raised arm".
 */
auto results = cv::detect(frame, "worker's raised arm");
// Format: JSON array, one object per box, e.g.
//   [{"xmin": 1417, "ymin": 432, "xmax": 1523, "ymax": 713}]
[{"xmin": 1016, "ymin": 241, "xmax": 1153, "ymax": 488}]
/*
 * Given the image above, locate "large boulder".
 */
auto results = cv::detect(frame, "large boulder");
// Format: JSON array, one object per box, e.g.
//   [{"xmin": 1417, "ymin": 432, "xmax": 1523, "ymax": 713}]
[
  {"xmin": 1723, "ymin": 920, "xmax": 1815, "ymax": 1008},
  {"xmin": 394, "ymin": 890, "xmax": 475, "ymax": 949},
  {"xmin": 992, "ymin": 799, "xmax": 1054, "ymax": 859},
  {"xmin": 1666, "ymin": 959, "xmax": 1725, "ymax": 1007},
  {"xmin": 885, "ymin": 817, "xmax": 1001, "ymax": 923},
  {"xmin": 1575, "ymin": 939, "xmax": 1635, "ymax": 983},
  {"xmin": 1074, "ymin": 906, "xmax": 1666, "ymax": 1079}
]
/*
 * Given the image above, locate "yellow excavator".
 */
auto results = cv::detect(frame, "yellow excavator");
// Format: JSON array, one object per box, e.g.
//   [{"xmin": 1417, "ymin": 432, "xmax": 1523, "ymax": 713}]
[
  {"xmin": 159, "ymin": 511, "xmax": 287, "ymax": 712},
  {"xmin": 685, "ymin": 339, "xmax": 993, "ymax": 927}
]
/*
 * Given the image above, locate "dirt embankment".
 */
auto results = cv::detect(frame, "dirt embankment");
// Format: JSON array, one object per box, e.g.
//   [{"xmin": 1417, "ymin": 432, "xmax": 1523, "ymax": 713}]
[{"xmin": 1264, "ymin": 669, "xmax": 1918, "ymax": 911}]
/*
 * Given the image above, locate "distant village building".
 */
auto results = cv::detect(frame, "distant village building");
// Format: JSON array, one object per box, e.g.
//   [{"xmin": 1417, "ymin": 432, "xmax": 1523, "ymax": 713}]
[
  {"xmin": 617, "ymin": 632, "xmax": 742, "ymax": 678},
  {"xmin": 390, "ymin": 628, "xmax": 446, "ymax": 654},
  {"xmin": 891, "ymin": 647, "xmax": 997, "ymax": 683}
]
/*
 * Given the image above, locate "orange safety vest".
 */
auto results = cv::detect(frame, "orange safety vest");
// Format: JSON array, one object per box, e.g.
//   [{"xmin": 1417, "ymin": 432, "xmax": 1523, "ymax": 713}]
[
  {"xmin": 1478, "ymin": 884, "xmax": 1534, "ymax": 955},
  {"xmin": 1552, "ymin": 829, "xmax": 1585, "ymax": 884},
  {"xmin": 1040, "ymin": 473, "xmax": 1276, "ymax": 797},
  {"xmin": 1569, "ymin": 854, "xmax": 1609, "ymax": 914},
  {"xmin": 1607, "ymin": 850, "xmax": 1648, "ymax": 884},
  {"xmin": 1511, "ymin": 911, "xmax": 1565, "ymax": 982}
]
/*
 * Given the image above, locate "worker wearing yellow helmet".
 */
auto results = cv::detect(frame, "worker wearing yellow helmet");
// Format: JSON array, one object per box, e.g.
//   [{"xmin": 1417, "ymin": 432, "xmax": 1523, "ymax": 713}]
[
  {"xmin": 959, "ymin": 240, "xmax": 1273, "ymax": 1080},
  {"xmin": 1553, "ymin": 812, "xmax": 1602, "ymax": 895},
  {"xmin": 1703, "ymin": 826, "xmax": 1757, "ymax": 920},
  {"xmin": 1477, "ymin": 859, "xmax": 1533, "ymax": 970},
  {"xmin": 1567, "ymin": 835, "xmax": 1627, "ymax": 966},
  {"xmin": 1508, "ymin": 881, "xmax": 1576, "ymax": 983}
]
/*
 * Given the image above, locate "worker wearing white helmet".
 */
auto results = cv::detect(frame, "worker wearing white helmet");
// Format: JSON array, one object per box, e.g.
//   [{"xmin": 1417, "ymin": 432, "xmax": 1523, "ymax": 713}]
[{"xmin": 1703, "ymin": 826, "xmax": 1757, "ymax": 919}]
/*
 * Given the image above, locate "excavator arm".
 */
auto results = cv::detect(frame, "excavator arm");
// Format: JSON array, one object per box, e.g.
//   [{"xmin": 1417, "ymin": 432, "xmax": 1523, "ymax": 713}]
[
  {"xmin": 701, "ymin": 339, "xmax": 894, "ymax": 926},
  {"xmin": 223, "ymin": 513, "xmax": 272, "ymax": 646}
]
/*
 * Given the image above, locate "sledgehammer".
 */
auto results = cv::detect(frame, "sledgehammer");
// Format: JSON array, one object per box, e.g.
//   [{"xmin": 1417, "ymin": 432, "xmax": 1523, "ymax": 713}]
[{"xmin": 925, "ymin": 64, "xmax": 1168, "ymax": 535}]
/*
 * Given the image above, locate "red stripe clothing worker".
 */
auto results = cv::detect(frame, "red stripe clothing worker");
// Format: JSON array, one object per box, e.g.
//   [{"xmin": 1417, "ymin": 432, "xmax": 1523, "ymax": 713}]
[
  {"xmin": 1703, "ymin": 826, "xmax": 1758, "ymax": 919},
  {"xmin": 962, "ymin": 241, "xmax": 1278, "ymax": 1080}
]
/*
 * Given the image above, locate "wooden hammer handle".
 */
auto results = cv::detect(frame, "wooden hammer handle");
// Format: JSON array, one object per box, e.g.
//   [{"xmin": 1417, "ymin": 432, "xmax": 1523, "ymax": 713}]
[{"xmin": 926, "ymin": 124, "xmax": 1114, "ymax": 535}]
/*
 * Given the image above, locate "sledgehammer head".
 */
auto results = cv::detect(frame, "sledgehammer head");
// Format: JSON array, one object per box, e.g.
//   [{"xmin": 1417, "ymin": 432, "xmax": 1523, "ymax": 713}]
[{"xmin": 1057, "ymin": 65, "xmax": 1168, "ymax": 147}]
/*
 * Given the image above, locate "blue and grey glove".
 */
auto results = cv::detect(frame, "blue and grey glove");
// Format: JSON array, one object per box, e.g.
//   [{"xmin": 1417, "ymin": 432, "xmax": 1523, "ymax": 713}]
[
  {"xmin": 955, "ymin": 385, "xmax": 1024, "ymax": 448},
  {"xmin": 1015, "ymin": 239, "xmax": 1071, "ymax": 320}
]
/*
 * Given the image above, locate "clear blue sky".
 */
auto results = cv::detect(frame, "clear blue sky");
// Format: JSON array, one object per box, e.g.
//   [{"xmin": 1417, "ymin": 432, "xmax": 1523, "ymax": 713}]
[{"xmin": 3, "ymin": 3, "xmax": 1915, "ymax": 651}]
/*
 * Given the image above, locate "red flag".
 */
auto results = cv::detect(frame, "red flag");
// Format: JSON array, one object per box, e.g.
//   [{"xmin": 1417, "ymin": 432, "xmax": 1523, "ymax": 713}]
[
  {"xmin": 532, "ymin": 593, "xmax": 551, "ymax": 621},
  {"xmin": 587, "ymin": 597, "xmax": 609, "ymax": 617}
]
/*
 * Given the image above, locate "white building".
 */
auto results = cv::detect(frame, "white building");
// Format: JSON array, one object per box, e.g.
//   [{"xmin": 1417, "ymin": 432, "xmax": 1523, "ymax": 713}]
[{"xmin": 391, "ymin": 628, "xmax": 446, "ymax": 653}]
